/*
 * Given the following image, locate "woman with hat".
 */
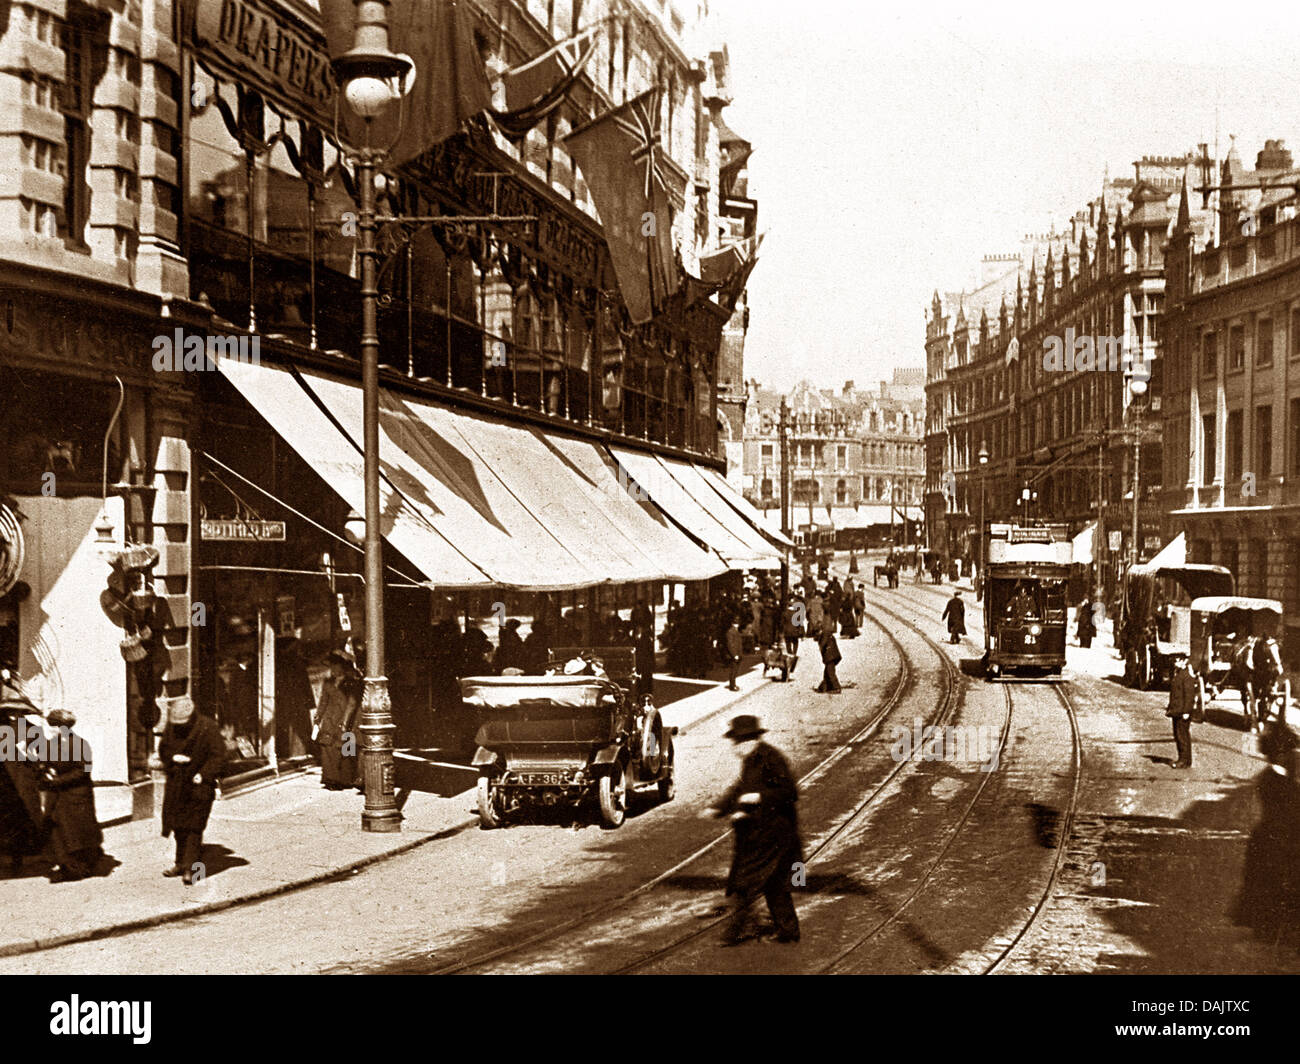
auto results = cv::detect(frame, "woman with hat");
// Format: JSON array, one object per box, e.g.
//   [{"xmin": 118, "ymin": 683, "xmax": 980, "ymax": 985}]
[
  {"xmin": 315, "ymin": 649, "xmax": 362, "ymax": 790},
  {"xmin": 1, "ymin": 669, "xmax": 48, "ymax": 875},
  {"xmin": 38, "ymin": 708, "xmax": 104, "ymax": 882},
  {"xmin": 705, "ymin": 715, "xmax": 803, "ymax": 945},
  {"xmin": 158, "ymin": 696, "xmax": 226, "ymax": 885}
]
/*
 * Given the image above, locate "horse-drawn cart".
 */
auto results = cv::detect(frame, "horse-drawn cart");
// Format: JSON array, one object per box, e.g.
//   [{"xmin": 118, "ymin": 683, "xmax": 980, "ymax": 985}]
[{"xmin": 1189, "ymin": 597, "xmax": 1290, "ymax": 732}]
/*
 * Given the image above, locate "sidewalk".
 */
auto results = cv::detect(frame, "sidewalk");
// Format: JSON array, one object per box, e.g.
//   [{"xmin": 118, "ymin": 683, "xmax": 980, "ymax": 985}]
[{"xmin": 0, "ymin": 655, "xmax": 771, "ymax": 959}]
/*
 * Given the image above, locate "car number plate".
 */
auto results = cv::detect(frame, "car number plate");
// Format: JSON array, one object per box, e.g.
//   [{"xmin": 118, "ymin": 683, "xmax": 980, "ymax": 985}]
[{"xmin": 519, "ymin": 772, "xmax": 565, "ymax": 785}]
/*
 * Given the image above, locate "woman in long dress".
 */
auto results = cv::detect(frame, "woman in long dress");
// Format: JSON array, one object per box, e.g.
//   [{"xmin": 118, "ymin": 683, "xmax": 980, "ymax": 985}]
[
  {"xmin": 1, "ymin": 672, "xmax": 47, "ymax": 875},
  {"xmin": 315, "ymin": 651, "xmax": 362, "ymax": 790}
]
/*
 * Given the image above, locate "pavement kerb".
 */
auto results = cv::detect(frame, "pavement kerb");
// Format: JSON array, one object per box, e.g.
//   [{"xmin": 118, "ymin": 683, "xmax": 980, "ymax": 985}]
[
  {"xmin": 0, "ymin": 660, "xmax": 775, "ymax": 961},
  {"xmin": 0, "ymin": 817, "xmax": 478, "ymax": 960}
]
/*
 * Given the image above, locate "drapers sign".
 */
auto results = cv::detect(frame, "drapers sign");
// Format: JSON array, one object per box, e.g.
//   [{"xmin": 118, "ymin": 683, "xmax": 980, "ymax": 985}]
[
  {"xmin": 201, "ymin": 519, "xmax": 287, "ymax": 542},
  {"xmin": 192, "ymin": 0, "xmax": 336, "ymax": 127}
]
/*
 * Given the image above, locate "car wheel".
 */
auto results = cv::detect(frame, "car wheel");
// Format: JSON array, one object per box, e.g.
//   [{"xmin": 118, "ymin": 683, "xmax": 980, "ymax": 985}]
[
  {"xmin": 476, "ymin": 775, "xmax": 503, "ymax": 829},
  {"xmin": 598, "ymin": 764, "xmax": 627, "ymax": 828}
]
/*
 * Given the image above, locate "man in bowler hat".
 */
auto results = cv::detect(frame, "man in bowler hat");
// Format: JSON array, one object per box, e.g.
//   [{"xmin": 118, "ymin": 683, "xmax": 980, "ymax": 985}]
[
  {"xmin": 704, "ymin": 715, "xmax": 803, "ymax": 944},
  {"xmin": 1167, "ymin": 654, "xmax": 1199, "ymax": 768}
]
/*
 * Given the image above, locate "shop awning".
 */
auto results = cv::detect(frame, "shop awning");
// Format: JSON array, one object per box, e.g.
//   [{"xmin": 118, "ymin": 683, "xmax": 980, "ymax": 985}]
[
  {"xmin": 217, "ymin": 360, "xmax": 494, "ymax": 588},
  {"xmin": 543, "ymin": 436, "xmax": 727, "ymax": 582},
  {"xmin": 1146, "ymin": 532, "xmax": 1185, "ymax": 568},
  {"xmin": 1072, "ymin": 521, "xmax": 1096, "ymax": 565},
  {"xmin": 693, "ymin": 466, "xmax": 797, "ymax": 550},
  {"xmin": 610, "ymin": 447, "xmax": 780, "ymax": 570},
  {"xmin": 396, "ymin": 396, "xmax": 722, "ymax": 586},
  {"xmin": 219, "ymin": 360, "xmax": 706, "ymax": 590}
]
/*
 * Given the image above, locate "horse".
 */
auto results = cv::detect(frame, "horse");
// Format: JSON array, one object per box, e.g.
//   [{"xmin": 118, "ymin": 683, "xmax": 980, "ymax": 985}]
[{"xmin": 1226, "ymin": 636, "xmax": 1285, "ymax": 732}]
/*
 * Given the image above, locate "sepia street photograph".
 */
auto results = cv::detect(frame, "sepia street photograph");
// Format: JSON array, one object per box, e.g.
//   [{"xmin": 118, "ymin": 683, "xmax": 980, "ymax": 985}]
[{"xmin": 0, "ymin": 0, "xmax": 1295, "ymax": 1036}]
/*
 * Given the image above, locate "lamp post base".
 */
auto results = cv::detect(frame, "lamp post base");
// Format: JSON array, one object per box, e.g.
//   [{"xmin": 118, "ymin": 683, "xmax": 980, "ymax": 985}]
[{"xmin": 358, "ymin": 676, "xmax": 402, "ymax": 833}]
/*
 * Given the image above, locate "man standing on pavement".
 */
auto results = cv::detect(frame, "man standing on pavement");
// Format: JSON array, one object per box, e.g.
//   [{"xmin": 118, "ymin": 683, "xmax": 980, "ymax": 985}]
[
  {"xmin": 807, "ymin": 591, "xmax": 825, "ymax": 639},
  {"xmin": 724, "ymin": 618, "xmax": 743, "ymax": 691},
  {"xmin": 704, "ymin": 715, "xmax": 802, "ymax": 945},
  {"xmin": 158, "ymin": 696, "xmax": 226, "ymax": 886},
  {"xmin": 1167, "ymin": 654, "xmax": 1199, "ymax": 769},
  {"xmin": 941, "ymin": 590, "xmax": 966, "ymax": 644}
]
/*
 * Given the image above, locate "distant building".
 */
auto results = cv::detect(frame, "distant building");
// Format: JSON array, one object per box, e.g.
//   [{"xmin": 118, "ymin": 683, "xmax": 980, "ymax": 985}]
[
  {"xmin": 925, "ymin": 150, "xmax": 1214, "ymax": 585},
  {"xmin": 742, "ymin": 372, "xmax": 925, "ymax": 540}
]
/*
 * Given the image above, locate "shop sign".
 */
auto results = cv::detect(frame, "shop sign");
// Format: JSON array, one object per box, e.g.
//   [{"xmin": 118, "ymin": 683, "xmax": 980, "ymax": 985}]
[
  {"xmin": 201, "ymin": 519, "xmax": 286, "ymax": 542},
  {"xmin": 1108, "ymin": 530, "xmax": 1123, "ymax": 552},
  {"xmin": 192, "ymin": 0, "xmax": 336, "ymax": 127}
]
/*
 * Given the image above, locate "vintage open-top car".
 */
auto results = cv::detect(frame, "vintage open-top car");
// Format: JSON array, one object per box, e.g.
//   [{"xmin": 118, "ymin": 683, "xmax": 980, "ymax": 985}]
[{"xmin": 460, "ymin": 647, "xmax": 676, "ymax": 829}]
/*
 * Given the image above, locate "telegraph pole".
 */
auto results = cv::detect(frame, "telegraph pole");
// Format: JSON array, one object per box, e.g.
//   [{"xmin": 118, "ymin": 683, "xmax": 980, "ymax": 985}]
[{"xmin": 779, "ymin": 397, "xmax": 791, "ymax": 605}]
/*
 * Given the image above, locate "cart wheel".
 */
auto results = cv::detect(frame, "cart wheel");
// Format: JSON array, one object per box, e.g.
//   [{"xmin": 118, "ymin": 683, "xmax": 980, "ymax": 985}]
[
  {"xmin": 599, "ymin": 764, "xmax": 627, "ymax": 828},
  {"xmin": 658, "ymin": 746, "xmax": 676, "ymax": 804},
  {"xmin": 1137, "ymin": 647, "xmax": 1153, "ymax": 691},
  {"xmin": 476, "ymin": 775, "xmax": 503, "ymax": 830}
]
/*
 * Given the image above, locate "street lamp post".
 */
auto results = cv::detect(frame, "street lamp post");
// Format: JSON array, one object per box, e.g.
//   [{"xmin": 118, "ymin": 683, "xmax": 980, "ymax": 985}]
[
  {"xmin": 977, "ymin": 441, "xmax": 988, "ymax": 600},
  {"xmin": 332, "ymin": 0, "xmax": 411, "ymax": 833},
  {"xmin": 1127, "ymin": 367, "xmax": 1148, "ymax": 570}
]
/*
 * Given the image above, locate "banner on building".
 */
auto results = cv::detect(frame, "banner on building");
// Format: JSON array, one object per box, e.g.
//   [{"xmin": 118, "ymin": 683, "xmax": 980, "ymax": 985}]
[
  {"xmin": 491, "ymin": 23, "xmax": 601, "ymax": 138},
  {"xmin": 318, "ymin": 0, "xmax": 493, "ymax": 164},
  {"xmin": 565, "ymin": 87, "xmax": 680, "ymax": 323}
]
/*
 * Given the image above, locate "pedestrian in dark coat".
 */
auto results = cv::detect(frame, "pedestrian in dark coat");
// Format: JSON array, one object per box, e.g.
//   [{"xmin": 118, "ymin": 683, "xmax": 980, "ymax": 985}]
[
  {"xmin": 631, "ymin": 601, "xmax": 656, "ymax": 698},
  {"xmin": 839, "ymin": 595, "xmax": 859, "ymax": 638},
  {"xmin": 782, "ymin": 597, "xmax": 802, "ymax": 655},
  {"xmin": 39, "ymin": 709, "xmax": 103, "ymax": 882},
  {"xmin": 315, "ymin": 650, "xmax": 362, "ymax": 789},
  {"xmin": 495, "ymin": 619, "xmax": 525, "ymax": 673},
  {"xmin": 158, "ymin": 697, "xmax": 226, "ymax": 885},
  {"xmin": 816, "ymin": 629, "xmax": 842, "ymax": 693},
  {"xmin": 705, "ymin": 715, "xmax": 802, "ymax": 944},
  {"xmin": 0, "ymin": 674, "xmax": 47, "ymax": 874},
  {"xmin": 1077, "ymin": 599, "xmax": 1097, "ymax": 649},
  {"xmin": 942, "ymin": 591, "xmax": 966, "ymax": 644},
  {"xmin": 1167, "ymin": 656, "xmax": 1199, "ymax": 768},
  {"xmin": 724, "ymin": 621, "xmax": 743, "ymax": 691}
]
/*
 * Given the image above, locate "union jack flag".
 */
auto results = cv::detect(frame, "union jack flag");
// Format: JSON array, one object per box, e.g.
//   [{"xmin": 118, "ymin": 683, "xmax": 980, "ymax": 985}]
[{"xmin": 565, "ymin": 88, "xmax": 681, "ymax": 323}]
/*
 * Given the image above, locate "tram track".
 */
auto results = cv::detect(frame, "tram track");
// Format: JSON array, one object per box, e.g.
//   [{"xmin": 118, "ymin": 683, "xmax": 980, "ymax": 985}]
[
  {"xmin": 430, "ymin": 602, "xmax": 946, "ymax": 975},
  {"xmin": 830, "ymin": 575, "xmax": 1085, "ymax": 974},
  {"xmin": 606, "ymin": 592, "xmax": 963, "ymax": 975}
]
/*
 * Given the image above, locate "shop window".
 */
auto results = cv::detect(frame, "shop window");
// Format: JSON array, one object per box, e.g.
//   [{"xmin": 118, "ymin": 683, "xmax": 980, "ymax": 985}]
[
  {"xmin": 1292, "ymin": 398, "xmax": 1300, "ymax": 477},
  {"xmin": 60, "ymin": 19, "xmax": 94, "ymax": 245},
  {"xmin": 1202, "ymin": 414, "xmax": 1216, "ymax": 484},
  {"xmin": 1256, "ymin": 404, "xmax": 1273, "ymax": 480},
  {"xmin": 1227, "ymin": 410, "xmax": 1243, "ymax": 481},
  {"xmin": 1257, "ymin": 318, "xmax": 1274, "ymax": 366},
  {"xmin": 1228, "ymin": 324, "xmax": 1245, "ymax": 371}
]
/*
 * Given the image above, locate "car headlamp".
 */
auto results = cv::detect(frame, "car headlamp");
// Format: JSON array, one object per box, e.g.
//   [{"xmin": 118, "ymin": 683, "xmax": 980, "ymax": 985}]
[{"xmin": 1029, "ymin": 624, "xmax": 1042, "ymax": 636}]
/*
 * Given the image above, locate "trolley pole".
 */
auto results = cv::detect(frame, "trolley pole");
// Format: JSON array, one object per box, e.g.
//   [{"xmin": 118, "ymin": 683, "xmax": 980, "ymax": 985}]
[{"xmin": 779, "ymin": 397, "xmax": 791, "ymax": 606}]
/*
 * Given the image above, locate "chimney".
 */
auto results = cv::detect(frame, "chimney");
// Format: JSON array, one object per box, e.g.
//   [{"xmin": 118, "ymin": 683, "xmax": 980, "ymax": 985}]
[{"xmin": 842, "ymin": 380, "xmax": 854, "ymax": 395}]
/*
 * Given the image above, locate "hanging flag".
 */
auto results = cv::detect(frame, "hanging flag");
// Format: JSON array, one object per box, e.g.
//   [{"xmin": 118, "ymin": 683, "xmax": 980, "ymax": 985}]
[
  {"xmin": 500, "ymin": 24, "xmax": 601, "ymax": 112},
  {"xmin": 703, "ymin": 233, "xmax": 763, "ymax": 313},
  {"xmin": 318, "ymin": 0, "xmax": 493, "ymax": 165},
  {"xmin": 564, "ymin": 87, "xmax": 680, "ymax": 324}
]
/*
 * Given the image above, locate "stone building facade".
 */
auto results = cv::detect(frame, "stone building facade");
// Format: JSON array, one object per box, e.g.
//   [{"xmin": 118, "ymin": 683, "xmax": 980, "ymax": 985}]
[
  {"xmin": 0, "ymin": 0, "xmax": 759, "ymax": 819},
  {"xmin": 924, "ymin": 151, "xmax": 1213, "ymax": 588},
  {"xmin": 1162, "ymin": 138, "xmax": 1300, "ymax": 664}
]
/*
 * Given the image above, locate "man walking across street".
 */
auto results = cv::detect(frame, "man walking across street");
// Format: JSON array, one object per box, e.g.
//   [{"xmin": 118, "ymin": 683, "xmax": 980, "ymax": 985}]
[
  {"xmin": 942, "ymin": 590, "xmax": 966, "ymax": 645},
  {"xmin": 1167, "ymin": 654, "xmax": 1199, "ymax": 769},
  {"xmin": 815, "ymin": 627, "xmax": 842, "ymax": 693},
  {"xmin": 704, "ymin": 715, "xmax": 803, "ymax": 945}
]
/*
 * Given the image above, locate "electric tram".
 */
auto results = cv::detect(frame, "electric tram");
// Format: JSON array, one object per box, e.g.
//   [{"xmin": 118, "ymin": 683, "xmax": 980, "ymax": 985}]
[{"xmin": 982, "ymin": 523, "xmax": 1071, "ymax": 680}]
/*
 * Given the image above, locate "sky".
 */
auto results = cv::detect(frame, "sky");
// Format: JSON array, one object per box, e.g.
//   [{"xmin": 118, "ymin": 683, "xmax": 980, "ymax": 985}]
[{"xmin": 711, "ymin": 0, "xmax": 1300, "ymax": 392}]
